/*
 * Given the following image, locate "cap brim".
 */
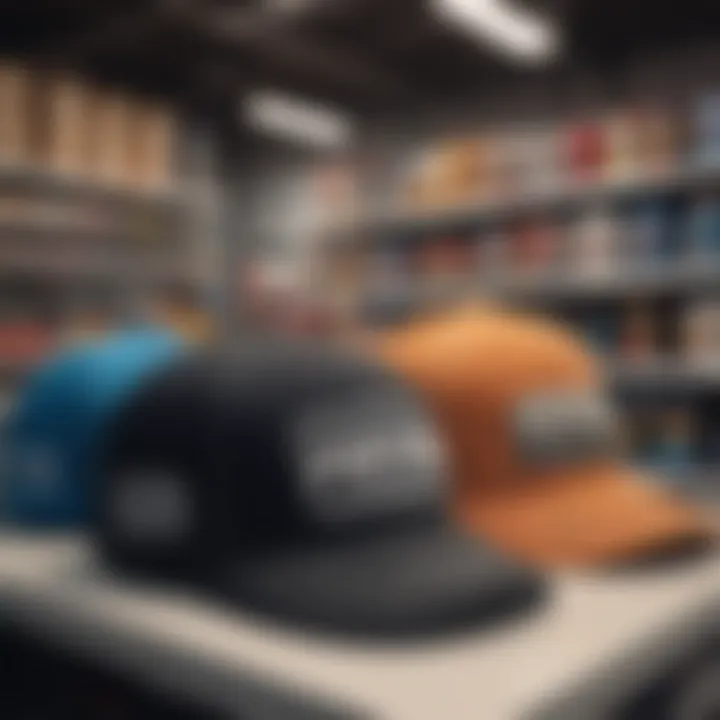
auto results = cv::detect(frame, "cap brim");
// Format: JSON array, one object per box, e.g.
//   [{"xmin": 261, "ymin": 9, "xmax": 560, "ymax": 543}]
[
  {"xmin": 461, "ymin": 467, "xmax": 711, "ymax": 568},
  {"xmin": 217, "ymin": 524, "xmax": 544, "ymax": 638}
]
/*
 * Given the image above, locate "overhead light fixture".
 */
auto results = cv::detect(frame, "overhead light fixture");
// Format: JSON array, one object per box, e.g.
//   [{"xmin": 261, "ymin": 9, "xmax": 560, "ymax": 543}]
[
  {"xmin": 242, "ymin": 89, "xmax": 354, "ymax": 150},
  {"xmin": 432, "ymin": 0, "xmax": 560, "ymax": 65}
]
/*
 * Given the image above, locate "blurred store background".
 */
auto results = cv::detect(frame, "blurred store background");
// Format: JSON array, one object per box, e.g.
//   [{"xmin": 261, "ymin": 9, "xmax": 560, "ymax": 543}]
[
  {"xmin": 7, "ymin": 2, "xmax": 720, "ymax": 718},
  {"xmin": 4, "ymin": 0, "xmax": 720, "ymax": 482}
]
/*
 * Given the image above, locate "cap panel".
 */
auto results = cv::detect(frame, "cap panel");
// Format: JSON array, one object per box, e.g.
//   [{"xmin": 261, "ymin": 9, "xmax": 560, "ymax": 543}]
[
  {"xmin": 380, "ymin": 310, "xmax": 599, "ymax": 502},
  {"xmin": 97, "ymin": 343, "xmax": 450, "ymax": 565},
  {"xmin": 95, "ymin": 351, "xmax": 263, "ymax": 574}
]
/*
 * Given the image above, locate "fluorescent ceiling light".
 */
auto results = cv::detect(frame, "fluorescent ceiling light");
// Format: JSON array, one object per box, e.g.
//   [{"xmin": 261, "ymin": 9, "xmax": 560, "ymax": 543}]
[
  {"xmin": 242, "ymin": 90, "xmax": 354, "ymax": 150},
  {"xmin": 432, "ymin": 0, "xmax": 559, "ymax": 65}
]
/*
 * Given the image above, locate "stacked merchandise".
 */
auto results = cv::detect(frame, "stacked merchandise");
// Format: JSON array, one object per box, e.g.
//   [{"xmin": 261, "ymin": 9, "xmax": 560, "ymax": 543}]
[
  {"xmin": 375, "ymin": 193, "xmax": 720, "ymax": 295},
  {"xmin": 361, "ymin": 91, "xmax": 720, "ymax": 300},
  {"xmin": 0, "ymin": 59, "xmax": 190, "ymax": 370},
  {"xmin": 398, "ymin": 105, "xmax": 684, "ymax": 217},
  {"xmin": 0, "ymin": 62, "xmax": 178, "ymax": 191}
]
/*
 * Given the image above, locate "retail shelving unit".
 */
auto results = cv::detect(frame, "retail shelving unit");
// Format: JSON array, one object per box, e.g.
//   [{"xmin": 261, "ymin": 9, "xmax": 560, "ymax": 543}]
[{"xmin": 349, "ymin": 139, "xmax": 720, "ymax": 473}]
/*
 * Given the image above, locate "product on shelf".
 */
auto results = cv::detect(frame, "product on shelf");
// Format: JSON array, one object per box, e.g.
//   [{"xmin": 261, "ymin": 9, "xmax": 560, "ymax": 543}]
[
  {"xmin": 127, "ymin": 101, "xmax": 177, "ymax": 190},
  {"xmin": 624, "ymin": 199, "xmax": 678, "ymax": 266},
  {"xmin": 636, "ymin": 108, "xmax": 679, "ymax": 177},
  {"xmin": 312, "ymin": 158, "xmax": 360, "ymax": 229},
  {"xmin": 563, "ymin": 118, "xmax": 606, "ymax": 185},
  {"xmin": 568, "ymin": 208, "xmax": 617, "ymax": 276},
  {"xmin": 686, "ymin": 193, "xmax": 720, "ymax": 261},
  {"xmin": 483, "ymin": 131, "xmax": 519, "ymax": 200},
  {"xmin": 0, "ymin": 61, "xmax": 31, "ymax": 165},
  {"xmin": 0, "ymin": 320, "xmax": 55, "ymax": 366},
  {"xmin": 413, "ymin": 236, "xmax": 472, "ymax": 280},
  {"xmin": 510, "ymin": 217, "xmax": 560, "ymax": 275},
  {"xmin": 692, "ymin": 92, "xmax": 720, "ymax": 168},
  {"xmin": 405, "ymin": 136, "xmax": 483, "ymax": 211},
  {"xmin": 682, "ymin": 300, "xmax": 720, "ymax": 361},
  {"xmin": 45, "ymin": 72, "xmax": 93, "ymax": 176},
  {"xmin": 621, "ymin": 302, "xmax": 657, "ymax": 359},
  {"xmin": 92, "ymin": 90, "xmax": 132, "ymax": 185},
  {"xmin": 604, "ymin": 110, "xmax": 640, "ymax": 182},
  {"xmin": 519, "ymin": 127, "xmax": 561, "ymax": 196}
]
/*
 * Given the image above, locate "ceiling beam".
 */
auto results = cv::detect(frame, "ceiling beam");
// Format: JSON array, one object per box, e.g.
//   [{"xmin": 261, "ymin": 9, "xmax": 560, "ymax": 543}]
[
  {"xmin": 42, "ymin": 0, "xmax": 418, "ymax": 107},
  {"xmin": 176, "ymin": 1, "xmax": 416, "ymax": 102}
]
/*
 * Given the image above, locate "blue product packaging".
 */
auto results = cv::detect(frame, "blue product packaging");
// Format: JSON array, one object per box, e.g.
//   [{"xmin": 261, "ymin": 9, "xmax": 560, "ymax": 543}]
[{"xmin": 686, "ymin": 196, "xmax": 720, "ymax": 259}]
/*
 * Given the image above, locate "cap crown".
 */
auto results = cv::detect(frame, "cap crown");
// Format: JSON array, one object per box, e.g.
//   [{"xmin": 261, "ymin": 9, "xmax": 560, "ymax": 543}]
[
  {"xmin": 381, "ymin": 310, "xmax": 603, "ymax": 501},
  {"xmin": 97, "ymin": 341, "xmax": 447, "ymax": 574}
]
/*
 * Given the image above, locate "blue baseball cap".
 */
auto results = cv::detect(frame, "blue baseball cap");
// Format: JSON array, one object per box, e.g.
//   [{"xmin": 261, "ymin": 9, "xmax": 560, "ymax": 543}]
[{"xmin": 2, "ymin": 327, "xmax": 185, "ymax": 527}]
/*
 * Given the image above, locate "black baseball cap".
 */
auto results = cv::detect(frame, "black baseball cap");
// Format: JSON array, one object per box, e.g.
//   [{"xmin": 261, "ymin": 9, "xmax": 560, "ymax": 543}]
[{"xmin": 94, "ymin": 340, "xmax": 545, "ymax": 637}]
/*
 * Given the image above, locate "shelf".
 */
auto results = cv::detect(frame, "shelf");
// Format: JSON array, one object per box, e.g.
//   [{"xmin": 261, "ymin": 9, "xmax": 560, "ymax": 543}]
[
  {"xmin": 0, "ymin": 165, "xmax": 184, "ymax": 212},
  {"xmin": 502, "ymin": 262, "xmax": 720, "ymax": 301},
  {"xmin": 361, "ymin": 263, "xmax": 720, "ymax": 322},
  {"xmin": 0, "ymin": 260, "xmax": 121, "ymax": 282},
  {"xmin": 350, "ymin": 163, "xmax": 720, "ymax": 240},
  {"xmin": 611, "ymin": 357, "xmax": 720, "ymax": 395}
]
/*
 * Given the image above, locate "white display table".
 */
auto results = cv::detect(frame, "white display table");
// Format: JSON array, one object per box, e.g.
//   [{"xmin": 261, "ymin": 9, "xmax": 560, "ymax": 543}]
[{"xmin": 1, "ymin": 532, "xmax": 720, "ymax": 720}]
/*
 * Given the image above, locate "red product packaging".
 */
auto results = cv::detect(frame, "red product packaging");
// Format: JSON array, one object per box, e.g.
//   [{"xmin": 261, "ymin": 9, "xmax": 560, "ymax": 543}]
[
  {"xmin": 512, "ymin": 219, "xmax": 558, "ymax": 273},
  {"xmin": 564, "ymin": 121, "xmax": 606, "ymax": 184}
]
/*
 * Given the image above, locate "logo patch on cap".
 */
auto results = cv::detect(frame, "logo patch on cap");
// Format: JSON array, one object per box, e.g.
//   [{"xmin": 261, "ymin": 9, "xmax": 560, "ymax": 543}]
[
  {"xmin": 514, "ymin": 390, "xmax": 619, "ymax": 468},
  {"xmin": 293, "ymin": 390, "xmax": 445, "ymax": 525}
]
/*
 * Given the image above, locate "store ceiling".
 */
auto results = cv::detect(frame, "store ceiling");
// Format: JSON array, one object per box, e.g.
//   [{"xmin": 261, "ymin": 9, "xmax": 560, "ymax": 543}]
[{"xmin": 3, "ymin": 0, "xmax": 720, "ymax": 114}]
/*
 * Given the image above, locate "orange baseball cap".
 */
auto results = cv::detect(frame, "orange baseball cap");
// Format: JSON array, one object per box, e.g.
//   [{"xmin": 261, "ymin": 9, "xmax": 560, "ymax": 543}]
[{"xmin": 378, "ymin": 306, "xmax": 712, "ymax": 567}]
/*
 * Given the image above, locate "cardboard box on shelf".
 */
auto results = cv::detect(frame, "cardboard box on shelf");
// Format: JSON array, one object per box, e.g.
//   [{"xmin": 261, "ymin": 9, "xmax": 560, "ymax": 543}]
[
  {"xmin": 127, "ymin": 101, "xmax": 177, "ymax": 191},
  {"xmin": 45, "ymin": 73, "xmax": 93, "ymax": 176},
  {"xmin": 0, "ymin": 62, "xmax": 32, "ymax": 165},
  {"xmin": 91, "ymin": 90, "xmax": 132, "ymax": 186},
  {"xmin": 404, "ymin": 136, "xmax": 483, "ymax": 211}
]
